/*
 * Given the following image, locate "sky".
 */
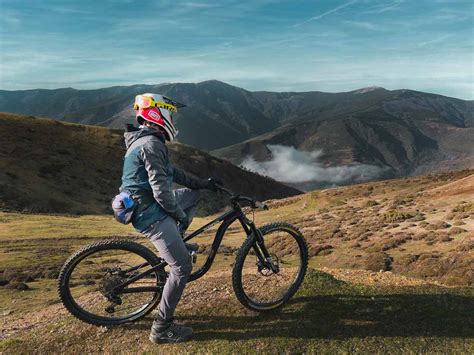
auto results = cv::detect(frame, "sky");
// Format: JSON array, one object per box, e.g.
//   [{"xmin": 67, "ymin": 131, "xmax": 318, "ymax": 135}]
[{"xmin": 0, "ymin": 0, "xmax": 473, "ymax": 99}]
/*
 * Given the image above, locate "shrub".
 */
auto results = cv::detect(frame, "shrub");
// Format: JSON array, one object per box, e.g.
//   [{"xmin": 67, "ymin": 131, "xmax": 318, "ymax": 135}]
[
  {"xmin": 308, "ymin": 244, "xmax": 333, "ymax": 257},
  {"xmin": 426, "ymin": 221, "xmax": 450, "ymax": 230},
  {"xmin": 383, "ymin": 210, "xmax": 414, "ymax": 223},
  {"xmin": 452, "ymin": 202, "xmax": 473, "ymax": 213},
  {"xmin": 45, "ymin": 198, "xmax": 70, "ymax": 213},
  {"xmin": 38, "ymin": 163, "xmax": 66, "ymax": 176},
  {"xmin": 3, "ymin": 270, "xmax": 35, "ymax": 283},
  {"xmin": 398, "ymin": 254, "xmax": 419, "ymax": 266},
  {"xmin": 450, "ymin": 227, "xmax": 466, "ymax": 235},
  {"xmin": 366, "ymin": 200, "xmax": 379, "ymax": 207},
  {"xmin": 392, "ymin": 195, "xmax": 415, "ymax": 207},
  {"xmin": 365, "ymin": 252, "xmax": 392, "ymax": 271},
  {"xmin": 439, "ymin": 235, "xmax": 453, "ymax": 242},
  {"xmin": 381, "ymin": 235, "xmax": 412, "ymax": 251},
  {"xmin": 5, "ymin": 281, "xmax": 29, "ymax": 291},
  {"xmin": 409, "ymin": 213, "xmax": 425, "ymax": 222}
]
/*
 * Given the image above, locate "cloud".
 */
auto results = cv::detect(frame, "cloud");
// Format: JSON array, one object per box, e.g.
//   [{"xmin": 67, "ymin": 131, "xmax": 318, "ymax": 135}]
[
  {"xmin": 417, "ymin": 34, "xmax": 451, "ymax": 48},
  {"xmin": 0, "ymin": 0, "xmax": 472, "ymax": 99},
  {"xmin": 241, "ymin": 145, "xmax": 388, "ymax": 188},
  {"xmin": 50, "ymin": 6, "xmax": 93, "ymax": 14},
  {"xmin": 182, "ymin": 2, "xmax": 218, "ymax": 9},
  {"xmin": 364, "ymin": 0, "xmax": 404, "ymax": 14},
  {"xmin": 344, "ymin": 20, "xmax": 378, "ymax": 31},
  {"xmin": 295, "ymin": 0, "xmax": 358, "ymax": 26}
]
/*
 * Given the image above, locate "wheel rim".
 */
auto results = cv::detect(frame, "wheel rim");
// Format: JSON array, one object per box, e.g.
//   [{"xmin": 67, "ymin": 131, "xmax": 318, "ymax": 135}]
[
  {"xmin": 240, "ymin": 228, "xmax": 304, "ymax": 308},
  {"xmin": 65, "ymin": 247, "xmax": 162, "ymax": 322}
]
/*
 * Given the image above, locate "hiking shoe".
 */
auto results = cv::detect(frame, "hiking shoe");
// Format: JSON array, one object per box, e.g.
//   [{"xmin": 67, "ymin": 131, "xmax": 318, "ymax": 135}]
[
  {"xmin": 185, "ymin": 242, "xmax": 199, "ymax": 252},
  {"xmin": 149, "ymin": 322, "xmax": 193, "ymax": 344}
]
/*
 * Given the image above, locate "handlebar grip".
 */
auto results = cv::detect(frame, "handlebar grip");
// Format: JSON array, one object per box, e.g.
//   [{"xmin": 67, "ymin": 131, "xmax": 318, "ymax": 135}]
[
  {"xmin": 255, "ymin": 201, "xmax": 269, "ymax": 210},
  {"xmin": 216, "ymin": 186, "xmax": 233, "ymax": 196}
]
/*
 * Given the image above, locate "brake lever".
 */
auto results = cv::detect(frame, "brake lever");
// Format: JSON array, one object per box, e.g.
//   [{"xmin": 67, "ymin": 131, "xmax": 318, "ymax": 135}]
[{"xmin": 254, "ymin": 201, "xmax": 269, "ymax": 210}]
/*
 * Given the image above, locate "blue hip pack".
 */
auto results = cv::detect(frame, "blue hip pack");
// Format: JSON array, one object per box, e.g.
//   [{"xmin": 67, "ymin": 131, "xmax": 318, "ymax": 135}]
[{"xmin": 111, "ymin": 191, "xmax": 137, "ymax": 224}]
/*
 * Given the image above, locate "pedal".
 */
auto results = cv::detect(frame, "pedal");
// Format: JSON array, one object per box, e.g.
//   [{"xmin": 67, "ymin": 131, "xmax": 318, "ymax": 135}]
[
  {"xmin": 189, "ymin": 250, "xmax": 197, "ymax": 264},
  {"xmin": 185, "ymin": 242, "xmax": 199, "ymax": 252}
]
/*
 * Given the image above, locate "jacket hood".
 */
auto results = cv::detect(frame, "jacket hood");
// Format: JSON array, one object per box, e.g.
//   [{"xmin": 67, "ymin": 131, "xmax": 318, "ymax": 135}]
[{"xmin": 123, "ymin": 126, "xmax": 165, "ymax": 149}]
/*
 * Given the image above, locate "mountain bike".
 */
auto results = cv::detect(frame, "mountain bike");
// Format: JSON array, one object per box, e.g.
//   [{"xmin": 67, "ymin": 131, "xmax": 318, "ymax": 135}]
[{"xmin": 57, "ymin": 187, "xmax": 308, "ymax": 326}]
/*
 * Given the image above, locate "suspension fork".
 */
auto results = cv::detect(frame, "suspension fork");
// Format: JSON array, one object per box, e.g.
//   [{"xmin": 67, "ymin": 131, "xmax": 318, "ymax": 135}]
[{"xmin": 240, "ymin": 216, "xmax": 277, "ymax": 272}]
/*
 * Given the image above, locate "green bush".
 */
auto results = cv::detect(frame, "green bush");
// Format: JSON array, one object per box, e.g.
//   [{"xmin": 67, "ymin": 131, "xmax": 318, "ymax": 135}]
[
  {"xmin": 383, "ymin": 210, "xmax": 414, "ymax": 223},
  {"xmin": 366, "ymin": 200, "xmax": 379, "ymax": 207}
]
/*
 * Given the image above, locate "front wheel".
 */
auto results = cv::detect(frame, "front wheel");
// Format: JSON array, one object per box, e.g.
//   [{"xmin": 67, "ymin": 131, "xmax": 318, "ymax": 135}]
[{"xmin": 232, "ymin": 222, "xmax": 308, "ymax": 312}]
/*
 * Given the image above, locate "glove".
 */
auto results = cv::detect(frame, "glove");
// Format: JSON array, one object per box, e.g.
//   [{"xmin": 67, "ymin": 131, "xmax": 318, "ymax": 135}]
[
  {"xmin": 207, "ymin": 178, "xmax": 224, "ymax": 191},
  {"xmin": 178, "ymin": 216, "xmax": 190, "ymax": 235}
]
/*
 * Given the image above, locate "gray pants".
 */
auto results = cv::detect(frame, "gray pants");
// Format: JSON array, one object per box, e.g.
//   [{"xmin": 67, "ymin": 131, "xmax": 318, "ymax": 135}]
[{"xmin": 142, "ymin": 188, "xmax": 201, "ymax": 323}]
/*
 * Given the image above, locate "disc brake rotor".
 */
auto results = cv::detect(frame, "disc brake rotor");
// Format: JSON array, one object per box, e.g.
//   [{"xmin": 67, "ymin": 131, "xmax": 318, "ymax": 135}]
[{"xmin": 257, "ymin": 254, "xmax": 280, "ymax": 276}]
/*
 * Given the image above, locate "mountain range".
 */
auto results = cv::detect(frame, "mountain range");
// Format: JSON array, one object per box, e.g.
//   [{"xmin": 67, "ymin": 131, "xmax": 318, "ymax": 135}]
[{"xmin": 1, "ymin": 81, "xmax": 472, "ymax": 186}]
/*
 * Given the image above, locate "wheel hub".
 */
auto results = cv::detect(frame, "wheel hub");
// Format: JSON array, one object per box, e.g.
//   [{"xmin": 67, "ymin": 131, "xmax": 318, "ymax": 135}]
[
  {"xmin": 100, "ymin": 271, "xmax": 125, "ymax": 305},
  {"xmin": 257, "ymin": 254, "xmax": 280, "ymax": 276}
]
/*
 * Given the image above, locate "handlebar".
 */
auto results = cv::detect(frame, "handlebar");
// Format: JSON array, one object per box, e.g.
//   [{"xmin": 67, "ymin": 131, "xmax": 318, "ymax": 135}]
[{"xmin": 216, "ymin": 186, "xmax": 269, "ymax": 211}]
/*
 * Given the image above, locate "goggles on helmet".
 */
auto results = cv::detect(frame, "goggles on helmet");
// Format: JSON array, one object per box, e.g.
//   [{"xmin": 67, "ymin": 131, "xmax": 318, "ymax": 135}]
[{"xmin": 134, "ymin": 95, "xmax": 178, "ymax": 113}]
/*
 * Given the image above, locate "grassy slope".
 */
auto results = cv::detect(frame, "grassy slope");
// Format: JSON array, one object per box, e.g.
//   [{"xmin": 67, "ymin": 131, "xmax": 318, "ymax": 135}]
[
  {"xmin": 1, "ymin": 270, "xmax": 473, "ymax": 353},
  {"xmin": 0, "ymin": 112, "xmax": 300, "ymax": 215},
  {"xmin": 1, "ymin": 170, "xmax": 473, "ymax": 352}
]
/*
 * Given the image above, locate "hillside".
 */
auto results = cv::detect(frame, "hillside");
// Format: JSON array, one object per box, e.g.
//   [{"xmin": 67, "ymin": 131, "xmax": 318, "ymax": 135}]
[
  {"xmin": 0, "ymin": 169, "xmax": 473, "ymax": 352},
  {"xmin": 0, "ymin": 113, "xmax": 300, "ymax": 215},
  {"xmin": 213, "ymin": 89, "xmax": 474, "ymax": 185}
]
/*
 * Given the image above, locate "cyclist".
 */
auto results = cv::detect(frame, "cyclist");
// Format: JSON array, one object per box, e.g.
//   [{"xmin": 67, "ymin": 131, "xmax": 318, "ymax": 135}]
[{"xmin": 121, "ymin": 93, "xmax": 222, "ymax": 343}]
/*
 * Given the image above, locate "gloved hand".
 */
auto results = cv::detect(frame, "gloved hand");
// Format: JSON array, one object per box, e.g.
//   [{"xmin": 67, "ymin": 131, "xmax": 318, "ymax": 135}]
[
  {"xmin": 178, "ymin": 217, "xmax": 190, "ymax": 235},
  {"xmin": 207, "ymin": 178, "xmax": 224, "ymax": 191}
]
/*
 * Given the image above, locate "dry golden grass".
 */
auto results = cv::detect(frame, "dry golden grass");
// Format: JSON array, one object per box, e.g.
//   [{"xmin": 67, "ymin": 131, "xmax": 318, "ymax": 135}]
[{"xmin": 1, "ymin": 169, "xmax": 474, "ymax": 353}]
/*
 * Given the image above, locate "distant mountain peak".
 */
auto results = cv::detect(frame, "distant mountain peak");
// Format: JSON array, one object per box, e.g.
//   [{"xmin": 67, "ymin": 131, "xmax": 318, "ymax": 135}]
[
  {"xmin": 197, "ymin": 79, "xmax": 239, "ymax": 88},
  {"xmin": 353, "ymin": 86, "xmax": 386, "ymax": 94}
]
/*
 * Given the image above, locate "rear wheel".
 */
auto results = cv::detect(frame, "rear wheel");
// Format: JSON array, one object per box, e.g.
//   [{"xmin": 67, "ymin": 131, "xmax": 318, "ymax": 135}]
[
  {"xmin": 232, "ymin": 222, "xmax": 308, "ymax": 311},
  {"xmin": 58, "ymin": 239, "xmax": 166, "ymax": 326}
]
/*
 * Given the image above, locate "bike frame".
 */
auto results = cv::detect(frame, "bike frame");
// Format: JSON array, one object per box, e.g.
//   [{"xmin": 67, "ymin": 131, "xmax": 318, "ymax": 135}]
[{"xmin": 115, "ymin": 202, "xmax": 270, "ymax": 295}]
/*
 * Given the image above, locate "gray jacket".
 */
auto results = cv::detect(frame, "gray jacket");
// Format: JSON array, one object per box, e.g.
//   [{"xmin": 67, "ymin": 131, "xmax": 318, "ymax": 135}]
[{"xmin": 120, "ymin": 126, "xmax": 209, "ymax": 231}]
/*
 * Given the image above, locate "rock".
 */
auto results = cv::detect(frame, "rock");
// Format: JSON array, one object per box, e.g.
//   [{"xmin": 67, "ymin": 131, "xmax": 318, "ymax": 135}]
[{"xmin": 97, "ymin": 326, "xmax": 108, "ymax": 334}]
